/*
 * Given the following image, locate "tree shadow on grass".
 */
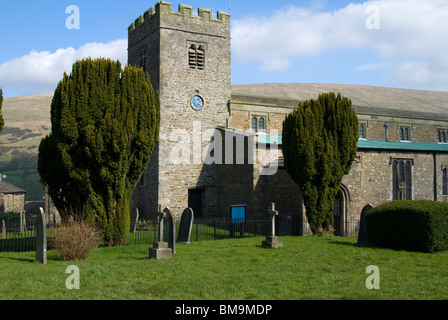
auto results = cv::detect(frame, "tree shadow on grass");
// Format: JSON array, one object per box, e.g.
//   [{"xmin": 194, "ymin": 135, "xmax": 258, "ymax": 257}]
[{"xmin": 0, "ymin": 256, "xmax": 35, "ymax": 263}]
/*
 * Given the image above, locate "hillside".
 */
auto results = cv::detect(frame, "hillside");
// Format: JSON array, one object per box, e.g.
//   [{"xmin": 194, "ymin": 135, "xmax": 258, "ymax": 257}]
[{"xmin": 0, "ymin": 94, "xmax": 53, "ymax": 201}]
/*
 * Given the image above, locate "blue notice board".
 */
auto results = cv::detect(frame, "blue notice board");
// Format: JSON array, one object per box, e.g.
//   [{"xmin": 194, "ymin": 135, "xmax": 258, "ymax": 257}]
[{"xmin": 231, "ymin": 205, "xmax": 246, "ymax": 224}]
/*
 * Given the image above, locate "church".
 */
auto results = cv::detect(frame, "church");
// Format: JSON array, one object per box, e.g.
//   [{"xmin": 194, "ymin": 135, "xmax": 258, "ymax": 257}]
[{"xmin": 128, "ymin": 1, "xmax": 448, "ymax": 236}]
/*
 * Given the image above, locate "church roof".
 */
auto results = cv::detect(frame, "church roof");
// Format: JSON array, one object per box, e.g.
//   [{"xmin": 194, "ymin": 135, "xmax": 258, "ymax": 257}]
[{"xmin": 231, "ymin": 83, "xmax": 448, "ymax": 121}]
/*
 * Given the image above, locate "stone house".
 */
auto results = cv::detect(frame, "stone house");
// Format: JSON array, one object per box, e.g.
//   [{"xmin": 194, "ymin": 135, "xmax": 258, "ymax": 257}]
[
  {"xmin": 128, "ymin": 2, "xmax": 448, "ymax": 235},
  {"xmin": 0, "ymin": 180, "xmax": 26, "ymax": 213}
]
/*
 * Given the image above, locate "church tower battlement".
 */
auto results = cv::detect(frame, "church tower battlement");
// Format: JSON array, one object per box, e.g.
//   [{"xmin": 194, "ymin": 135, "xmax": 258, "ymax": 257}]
[
  {"xmin": 128, "ymin": 1, "xmax": 230, "ymax": 34},
  {"xmin": 129, "ymin": 1, "xmax": 231, "ymax": 220}
]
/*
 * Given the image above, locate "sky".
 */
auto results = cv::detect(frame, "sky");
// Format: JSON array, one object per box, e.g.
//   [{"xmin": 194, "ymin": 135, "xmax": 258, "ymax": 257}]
[{"xmin": 1, "ymin": 0, "xmax": 448, "ymax": 97}]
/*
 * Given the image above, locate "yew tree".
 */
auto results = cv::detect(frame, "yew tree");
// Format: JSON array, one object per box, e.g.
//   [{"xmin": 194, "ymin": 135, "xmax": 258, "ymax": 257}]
[
  {"xmin": 38, "ymin": 58, "xmax": 160, "ymax": 246},
  {"xmin": 282, "ymin": 92, "xmax": 358, "ymax": 235}
]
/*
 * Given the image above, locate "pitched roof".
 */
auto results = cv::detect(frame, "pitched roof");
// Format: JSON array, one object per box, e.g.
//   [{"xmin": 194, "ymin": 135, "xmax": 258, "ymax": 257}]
[
  {"xmin": 231, "ymin": 83, "xmax": 448, "ymax": 120},
  {"xmin": 0, "ymin": 181, "xmax": 26, "ymax": 194}
]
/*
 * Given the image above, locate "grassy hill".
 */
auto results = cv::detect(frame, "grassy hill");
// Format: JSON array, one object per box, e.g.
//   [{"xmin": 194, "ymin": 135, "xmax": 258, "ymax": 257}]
[{"xmin": 0, "ymin": 94, "xmax": 53, "ymax": 201}]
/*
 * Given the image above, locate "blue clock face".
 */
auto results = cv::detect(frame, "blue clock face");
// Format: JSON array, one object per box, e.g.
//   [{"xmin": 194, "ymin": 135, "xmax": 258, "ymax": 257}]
[{"xmin": 190, "ymin": 95, "xmax": 204, "ymax": 111}]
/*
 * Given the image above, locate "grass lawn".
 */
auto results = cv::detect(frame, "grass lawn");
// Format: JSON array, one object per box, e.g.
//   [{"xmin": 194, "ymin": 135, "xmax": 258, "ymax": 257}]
[{"xmin": 0, "ymin": 236, "xmax": 447, "ymax": 300}]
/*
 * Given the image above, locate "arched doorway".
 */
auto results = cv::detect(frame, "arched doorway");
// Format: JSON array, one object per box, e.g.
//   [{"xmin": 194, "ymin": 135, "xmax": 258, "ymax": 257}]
[{"xmin": 333, "ymin": 185, "xmax": 350, "ymax": 236}]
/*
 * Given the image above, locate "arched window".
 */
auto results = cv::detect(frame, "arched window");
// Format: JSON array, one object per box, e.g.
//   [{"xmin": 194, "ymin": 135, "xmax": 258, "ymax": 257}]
[
  {"xmin": 400, "ymin": 126, "xmax": 410, "ymax": 141},
  {"xmin": 251, "ymin": 116, "xmax": 267, "ymax": 133},
  {"xmin": 251, "ymin": 117, "xmax": 258, "ymax": 132},
  {"xmin": 392, "ymin": 159, "xmax": 413, "ymax": 200},
  {"xmin": 258, "ymin": 117, "xmax": 265, "ymax": 133},
  {"xmin": 359, "ymin": 124, "xmax": 365, "ymax": 139},
  {"xmin": 404, "ymin": 127, "xmax": 409, "ymax": 141}
]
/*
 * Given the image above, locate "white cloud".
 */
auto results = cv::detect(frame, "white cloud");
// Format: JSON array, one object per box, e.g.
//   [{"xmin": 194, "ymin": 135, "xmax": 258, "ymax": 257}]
[
  {"xmin": 0, "ymin": 39, "xmax": 127, "ymax": 97},
  {"xmin": 231, "ymin": 0, "xmax": 448, "ymax": 90}
]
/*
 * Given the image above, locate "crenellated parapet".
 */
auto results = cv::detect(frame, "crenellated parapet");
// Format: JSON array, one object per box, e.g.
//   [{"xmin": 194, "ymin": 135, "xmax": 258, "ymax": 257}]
[{"xmin": 128, "ymin": 1, "xmax": 230, "ymax": 34}]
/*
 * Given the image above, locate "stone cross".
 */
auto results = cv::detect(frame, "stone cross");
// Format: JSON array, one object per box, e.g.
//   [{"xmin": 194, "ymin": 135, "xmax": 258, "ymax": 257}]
[
  {"xmin": 149, "ymin": 206, "xmax": 174, "ymax": 260},
  {"xmin": 262, "ymin": 203, "xmax": 283, "ymax": 249},
  {"xmin": 157, "ymin": 205, "xmax": 166, "ymax": 242},
  {"xmin": 268, "ymin": 203, "xmax": 279, "ymax": 237}
]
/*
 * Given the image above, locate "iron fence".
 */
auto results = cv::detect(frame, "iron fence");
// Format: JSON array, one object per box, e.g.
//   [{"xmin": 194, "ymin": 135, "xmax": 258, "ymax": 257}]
[{"xmin": 1, "ymin": 216, "xmax": 360, "ymax": 252}]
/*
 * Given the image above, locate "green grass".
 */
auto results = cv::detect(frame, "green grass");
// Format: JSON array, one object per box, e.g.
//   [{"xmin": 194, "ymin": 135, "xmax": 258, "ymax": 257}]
[{"xmin": 1, "ymin": 236, "xmax": 447, "ymax": 300}]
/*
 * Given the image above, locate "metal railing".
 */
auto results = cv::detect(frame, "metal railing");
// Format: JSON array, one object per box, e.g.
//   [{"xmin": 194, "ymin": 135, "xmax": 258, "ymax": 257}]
[{"xmin": 1, "ymin": 216, "xmax": 360, "ymax": 252}]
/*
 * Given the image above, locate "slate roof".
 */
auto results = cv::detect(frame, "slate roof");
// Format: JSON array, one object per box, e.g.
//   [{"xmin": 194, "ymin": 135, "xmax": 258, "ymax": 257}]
[
  {"xmin": 231, "ymin": 83, "xmax": 448, "ymax": 120},
  {"xmin": 0, "ymin": 181, "xmax": 26, "ymax": 194}
]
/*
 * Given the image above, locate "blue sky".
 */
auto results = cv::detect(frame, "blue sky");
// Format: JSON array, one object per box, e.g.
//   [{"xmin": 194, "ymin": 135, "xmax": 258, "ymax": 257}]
[{"xmin": 1, "ymin": 0, "xmax": 447, "ymax": 97}]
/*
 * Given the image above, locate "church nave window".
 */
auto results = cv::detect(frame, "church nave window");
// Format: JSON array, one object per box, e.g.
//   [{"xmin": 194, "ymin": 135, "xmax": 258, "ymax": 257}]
[
  {"xmin": 399, "ymin": 126, "xmax": 411, "ymax": 141},
  {"xmin": 359, "ymin": 123, "xmax": 366, "ymax": 139},
  {"xmin": 392, "ymin": 159, "xmax": 413, "ymax": 200},
  {"xmin": 438, "ymin": 129, "xmax": 448, "ymax": 143},
  {"xmin": 251, "ymin": 116, "xmax": 266, "ymax": 133}
]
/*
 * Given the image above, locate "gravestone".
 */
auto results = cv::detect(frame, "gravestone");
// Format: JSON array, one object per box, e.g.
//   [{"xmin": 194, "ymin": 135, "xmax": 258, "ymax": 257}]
[
  {"xmin": 262, "ymin": 203, "xmax": 283, "ymax": 248},
  {"xmin": 357, "ymin": 204, "xmax": 373, "ymax": 246},
  {"xmin": 1, "ymin": 220, "xmax": 5, "ymax": 240},
  {"xmin": 36, "ymin": 207, "xmax": 47, "ymax": 264},
  {"xmin": 163, "ymin": 207, "xmax": 176, "ymax": 254},
  {"xmin": 177, "ymin": 208, "xmax": 194, "ymax": 244},
  {"xmin": 149, "ymin": 206, "xmax": 174, "ymax": 260},
  {"xmin": 129, "ymin": 207, "xmax": 139, "ymax": 234}
]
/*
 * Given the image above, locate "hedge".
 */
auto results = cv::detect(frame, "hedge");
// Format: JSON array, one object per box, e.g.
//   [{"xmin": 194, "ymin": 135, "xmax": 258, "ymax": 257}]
[{"xmin": 366, "ymin": 200, "xmax": 448, "ymax": 253}]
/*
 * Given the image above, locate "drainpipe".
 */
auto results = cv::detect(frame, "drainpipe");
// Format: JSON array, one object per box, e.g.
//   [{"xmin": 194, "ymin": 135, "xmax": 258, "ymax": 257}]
[
  {"xmin": 384, "ymin": 123, "xmax": 390, "ymax": 141},
  {"xmin": 434, "ymin": 152, "xmax": 438, "ymax": 201}
]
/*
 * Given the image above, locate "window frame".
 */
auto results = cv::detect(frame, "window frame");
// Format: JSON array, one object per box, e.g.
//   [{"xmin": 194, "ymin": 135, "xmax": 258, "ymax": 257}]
[
  {"xmin": 250, "ymin": 115, "xmax": 267, "ymax": 133},
  {"xmin": 399, "ymin": 126, "xmax": 411, "ymax": 142}
]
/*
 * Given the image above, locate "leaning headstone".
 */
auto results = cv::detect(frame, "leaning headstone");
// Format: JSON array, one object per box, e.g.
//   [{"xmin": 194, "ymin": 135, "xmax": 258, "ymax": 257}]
[
  {"xmin": 129, "ymin": 207, "xmax": 139, "ymax": 234},
  {"xmin": 36, "ymin": 207, "xmax": 47, "ymax": 264},
  {"xmin": 262, "ymin": 203, "xmax": 283, "ymax": 249},
  {"xmin": 357, "ymin": 204, "xmax": 373, "ymax": 246},
  {"xmin": 1, "ymin": 220, "xmax": 5, "ymax": 240},
  {"xmin": 149, "ymin": 206, "xmax": 173, "ymax": 260},
  {"xmin": 177, "ymin": 208, "xmax": 194, "ymax": 244}
]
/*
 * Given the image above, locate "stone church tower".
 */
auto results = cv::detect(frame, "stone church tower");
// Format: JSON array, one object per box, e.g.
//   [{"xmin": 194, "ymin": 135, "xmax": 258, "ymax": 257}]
[{"xmin": 128, "ymin": 2, "xmax": 231, "ymax": 219}]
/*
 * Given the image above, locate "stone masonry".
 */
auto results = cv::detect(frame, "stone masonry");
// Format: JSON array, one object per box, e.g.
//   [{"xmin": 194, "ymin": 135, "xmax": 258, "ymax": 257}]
[{"xmin": 129, "ymin": 2, "xmax": 231, "ymax": 220}]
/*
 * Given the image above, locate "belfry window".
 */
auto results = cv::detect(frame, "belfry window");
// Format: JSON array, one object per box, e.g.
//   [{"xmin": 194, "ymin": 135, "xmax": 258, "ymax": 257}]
[
  {"xmin": 189, "ymin": 44, "xmax": 205, "ymax": 70},
  {"xmin": 392, "ymin": 159, "xmax": 413, "ymax": 200}
]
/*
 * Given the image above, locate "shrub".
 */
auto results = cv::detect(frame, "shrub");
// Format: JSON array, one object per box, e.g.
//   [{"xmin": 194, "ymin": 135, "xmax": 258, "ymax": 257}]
[
  {"xmin": 50, "ymin": 220, "xmax": 102, "ymax": 261},
  {"xmin": 366, "ymin": 200, "xmax": 448, "ymax": 253}
]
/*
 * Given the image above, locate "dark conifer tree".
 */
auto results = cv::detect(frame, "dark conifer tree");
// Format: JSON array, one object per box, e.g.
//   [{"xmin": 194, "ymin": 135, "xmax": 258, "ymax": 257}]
[
  {"xmin": 282, "ymin": 92, "xmax": 358, "ymax": 235},
  {"xmin": 38, "ymin": 58, "xmax": 160, "ymax": 246},
  {"xmin": 0, "ymin": 88, "xmax": 4, "ymax": 133}
]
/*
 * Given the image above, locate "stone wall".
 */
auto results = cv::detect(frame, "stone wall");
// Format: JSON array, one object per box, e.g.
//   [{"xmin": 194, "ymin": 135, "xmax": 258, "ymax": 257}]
[{"xmin": 0, "ymin": 193, "xmax": 25, "ymax": 213}]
